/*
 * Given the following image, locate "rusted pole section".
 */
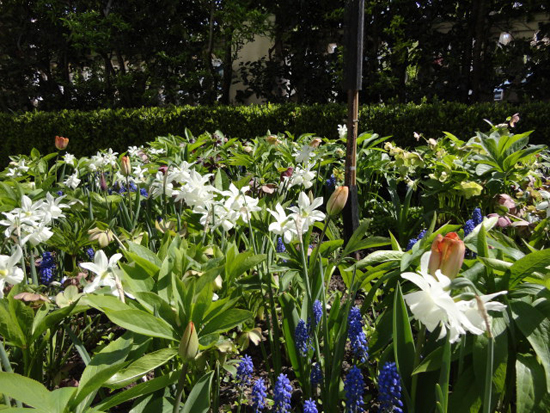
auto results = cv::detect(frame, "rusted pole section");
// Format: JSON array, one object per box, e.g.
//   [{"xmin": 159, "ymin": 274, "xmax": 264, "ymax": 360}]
[{"xmin": 343, "ymin": 0, "xmax": 364, "ymax": 244}]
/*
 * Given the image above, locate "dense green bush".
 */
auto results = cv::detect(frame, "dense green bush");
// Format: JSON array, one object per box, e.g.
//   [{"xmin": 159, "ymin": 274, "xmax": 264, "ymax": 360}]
[{"xmin": 2, "ymin": 102, "xmax": 549, "ymax": 166}]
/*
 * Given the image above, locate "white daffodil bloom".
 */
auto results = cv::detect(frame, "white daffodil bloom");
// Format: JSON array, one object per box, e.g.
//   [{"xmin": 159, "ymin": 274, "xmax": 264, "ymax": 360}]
[
  {"xmin": 288, "ymin": 163, "xmax": 316, "ymax": 189},
  {"xmin": 80, "ymin": 250, "xmax": 123, "ymax": 296},
  {"xmin": 63, "ymin": 153, "xmax": 77, "ymax": 167},
  {"xmin": 148, "ymin": 148, "xmax": 165, "ymax": 156},
  {"xmin": 64, "ymin": 172, "xmax": 81, "ymax": 189},
  {"xmin": 402, "ymin": 252, "xmax": 506, "ymax": 343},
  {"xmin": 221, "ymin": 184, "xmax": 261, "ymax": 223},
  {"xmin": 288, "ymin": 192, "xmax": 326, "ymax": 234},
  {"xmin": 128, "ymin": 146, "xmax": 143, "ymax": 157},
  {"xmin": 294, "ymin": 143, "xmax": 316, "ymax": 164},
  {"xmin": 174, "ymin": 170, "xmax": 216, "ymax": 207},
  {"xmin": 40, "ymin": 192, "xmax": 69, "ymax": 221},
  {"xmin": 456, "ymin": 291, "xmax": 507, "ymax": 335},
  {"xmin": 103, "ymin": 149, "xmax": 119, "ymax": 167},
  {"xmin": 338, "ymin": 124, "xmax": 348, "ymax": 140},
  {"xmin": 132, "ymin": 165, "xmax": 147, "ymax": 182},
  {"xmin": 268, "ymin": 203, "xmax": 298, "ymax": 243},
  {"xmin": 21, "ymin": 223, "xmax": 54, "ymax": 247},
  {"xmin": 168, "ymin": 161, "xmax": 194, "ymax": 184},
  {"xmin": 150, "ymin": 172, "xmax": 174, "ymax": 199},
  {"xmin": 196, "ymin": 201, "xmax": 238, "ymax": 232},
  {"xmin": 0, "ymin": 246, "xmax": 24, "ymax": 298}
]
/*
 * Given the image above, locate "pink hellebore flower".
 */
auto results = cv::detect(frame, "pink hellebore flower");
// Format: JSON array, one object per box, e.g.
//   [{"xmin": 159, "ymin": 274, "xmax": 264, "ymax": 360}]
[
  {"xmin": 428, "ymin": 232, "xmax": 465, "ymax": 280},
  {"xmin": 487, "ymin": 213, "xmax": 512, "ymax": 228}
]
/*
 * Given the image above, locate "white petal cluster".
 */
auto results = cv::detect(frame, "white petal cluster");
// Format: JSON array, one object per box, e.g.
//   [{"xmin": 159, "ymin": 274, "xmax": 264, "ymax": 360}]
[
  {"xmin": 268, "ymin": 192, "xmax": 326, "ymax": 243},
  {"xmin": 0, "ymin": 194, "xmax": 69, "ymax": 247},
  {"xmin": 0, "ymin": 246, "xmax": 24, "ymax": 298},
  {"xmin": 80, "ymin": 250, "xmax": 123, "ymax": 296},
  {"xmin": 286, "ymin": 163, "xmax": 316, "ymax": 189},
  {"xmin": 402, "ymin": 252, "xmax": 507, "ymax": 343}
]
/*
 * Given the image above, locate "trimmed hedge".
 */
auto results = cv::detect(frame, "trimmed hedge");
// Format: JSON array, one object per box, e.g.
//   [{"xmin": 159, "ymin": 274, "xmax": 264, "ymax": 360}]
[{"xmin": 1, "ymin": 102, "xmax": 549, "ymax": 166}]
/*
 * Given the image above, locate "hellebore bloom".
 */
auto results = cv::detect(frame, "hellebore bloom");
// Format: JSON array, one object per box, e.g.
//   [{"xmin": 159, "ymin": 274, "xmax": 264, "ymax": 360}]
[
  {"xmin": 428, "ymin": 232, "xmax": 465, "ymax": 279},
  {"xmin": 55, "ymin": 135, "xmax": 69, "ymax": 150},
  {"xmin": 327, "ymin": 186, "xmax": 349, "ymax": 217}
]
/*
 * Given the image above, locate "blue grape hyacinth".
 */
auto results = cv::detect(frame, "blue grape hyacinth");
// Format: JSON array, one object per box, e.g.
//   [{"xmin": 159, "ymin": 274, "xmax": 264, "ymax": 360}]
[
  {"xmin": 276, "ymin": 237, "xmax": 286, "ymax": 253},
  {"xmin": 303, "ymin": 398, "xmax": 318, "ymax": 413},
  {"xmin": 310, "ymin": 363, "xmax": 323, "ymax": 387},
  {"xmin": 295, "ymin": 319, "xmax": 311, "ymax": 357},
  {"xmin": 472, "ymin": 207, "xmax": 483, "ymax": 226},
  {"xmin": 463, "ymin": 219, "xmax": 475, "ymax": 237},
  {"xmin": 348, "ymin": 306, "xmax": 368, "ymax": 363},
  {"xmin": 274, "ymin": 373, "xmax": 293, "ymax": 413},
  {"xmin": 313, "ymin": 299, "xmax": 323, "ymax": 327},
  {"xmin": 345, "ymin": 365, "xmax": 365, "ymax": 413},
  {"xmin": 378, "ymin": 362, "xmax": 404, "ymax": 413},
  {"xmin": 236, "ymin": 355, "xmax": 254, "ymax": 387},
  {"xmin": 251, "ymin": 378, "xmax": 267, "ymax": 413},
  {"xmin": 405, "ymin": 229, "xmax": 427, "ymax": 251},
  {"xmin": 39, "ymin": 252, "xmax": 56, "ymax": 284}
]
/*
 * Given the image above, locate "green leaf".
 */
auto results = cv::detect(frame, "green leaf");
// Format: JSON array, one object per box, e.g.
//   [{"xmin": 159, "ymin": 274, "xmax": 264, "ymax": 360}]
[
  {"xmin": 200, "ymin": 309, "xmax": 252, "ymax": 337},
  {"xmin": 511, "ymin": 301, "xmax": 550, "ymax": 392},
  {"xmin": 50, "ymin": 387, "xmax": 77, "ymax": 413},
  {"xmin": 0, "ymin": 300, "xmax": 25, "ymax": 347},
  {"xmin": 412, "ymin": 347, "xmax": 444, "ymax": 375},
  {"xmin": 103, "ymin": 309, "xmax": 178, "ymax": 341},
  {"xmin": 350, "ymin": 250, "xmax": 404, "ymax": 270},
  {"xmin": 0, "ymin": 372, "xmax": 54, "ymax": 412},
  {"xmin": 181, "ymin": 371, "xmax": 215, "ymax": 413},
  {"xmin": 508, "ymin": 249, "xmax": 550, "ymax": 288},
  {"xmin": 71, "ymin": 334, "xmax": 134, "ymax": 406},
  {"xmin": 225, "ymin": 250, "xmax": 266, "ymax": 282},
  {"xmin": 106, "ymin": 348, "xmax": 178, "ymax": 389},
  {"xmin": 516, "ymin": 354, "xmax": 550, "ymax": 413},
  {"xmin": 94, "ymin": 371, "xmax": 179, "ymax": 411},
  {"xmin": 393, "ymin": 283, "xmax": 415, "ymax": 408}
]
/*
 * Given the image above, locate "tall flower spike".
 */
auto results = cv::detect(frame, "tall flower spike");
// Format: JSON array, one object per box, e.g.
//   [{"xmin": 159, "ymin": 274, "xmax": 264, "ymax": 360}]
[
  {"xmin": 274, "ymin": 373, "xmax": 293, "ymax": 413},
  {"xmin": 236, "ymin": 355, "xmax": 254, "ymax": 387},
  {"xmin": 348, "ymin": 306, "xmax": 369, "ymax": 363},
  {"xmin": 313, "ymin": 300, "xmax": 323, "ymax": 327},
  {"xmin": 378, "ymin": 362, "xmax": 404, "ymax": 413},
  {"xmin": 310, "ymin": 363, "xmax": 323, "ymax": 387},
  {"xmin": 295, "ymin": 319, "xmax": 311, "ymax": 357},
  {"xmin": 252, "ymin": 378, "xmax": 267, "ymax": 412},
  {"xmin": 303, "ymin": 398, "xmax": 318, "ymax": 413},
  {"xmin": 344, "ymin": 366, "xmax": 365, "ymax": 413}
]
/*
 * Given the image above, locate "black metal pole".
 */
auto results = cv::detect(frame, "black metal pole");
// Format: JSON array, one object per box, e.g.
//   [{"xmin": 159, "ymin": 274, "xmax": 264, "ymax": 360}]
[{"xmin": 343, "ymin": 0, "xmax": 364, "ymax": 244}]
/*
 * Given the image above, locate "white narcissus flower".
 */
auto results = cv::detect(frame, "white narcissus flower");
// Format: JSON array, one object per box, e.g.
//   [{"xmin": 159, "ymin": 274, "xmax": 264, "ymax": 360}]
[
  {"xmin": 402, "ymin": 252, "xmax": 507, "ymax": 343},
  {"xmin": 80, "ymin": 250, "xmax": 123, "ymax": 296},
  {"xmin": 294, "ymin": 143, "xmax": 316, "ymax": 164},
  {"xmin": 288, "ymin": 192, "xmax": 326, "ymax": 234},
  {"xmin": 40, "ymin": 192, "xmax": 69, "ymax": 221},
  {"xmin": 268, "ymin": 203, "xmax": 297, "ymax": 244},
  {"xmin": 64, "ymin": 172, "xmax": 81, "ymax": 190},
  {"xmin": 288, "ymin": 163, "xmax": 316, "ymax": 189},
  {"xmin": 0, "ymin": 246, "xmax": 24, "ymax": 298},
  {"xmin": 63, "ymin": 153, "xmax": 77, "ymax": 166}
]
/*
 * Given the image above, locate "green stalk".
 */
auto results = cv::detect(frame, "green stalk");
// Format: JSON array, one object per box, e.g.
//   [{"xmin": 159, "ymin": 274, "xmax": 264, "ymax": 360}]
[
  {"xmin": 410, "ymin": 324, "xmax": 426, "ymax": 410},
  {"xmin": 0, "ymin": 340, "xmax": 22, "ymax": 407},
  {"xmin": 172, "ymin": 363, "xmax": 189, "ymax": 413},
  {"xmin": 27, "ymin": 246, "xmax": 38, "ymax": 285}
]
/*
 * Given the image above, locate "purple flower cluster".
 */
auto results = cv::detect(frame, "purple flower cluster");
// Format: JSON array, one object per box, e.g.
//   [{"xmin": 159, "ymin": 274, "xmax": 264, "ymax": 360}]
[
  {"xmin": 236, "ymin": 355, "xmax": 254, "ymax": 387},
  {"xmin": 310, "ymin": 363, "xmax": 323, "ymax": 387},
  {"xmin": 348, "ymin": 306, "xmax": 368, "ymax": 363},
  {"xmin": 295, "ymin": 319, "xmax": 312, "ymax": 357},
  {"xmin": 345, "ymin": 365, "xmax": 365, "ymax": 413},
  {"xmin": 405, "ymin": 229, "xmax": 427, "ymax": 251},
  {"xmin": 39, "ymin": 252, "xmax": 56, "ymax": 284},
  {"xmin": 303, "ymin": 398, "xmax": 318, "ymax": 413},
  {"xmin": 251, "ymin": 378, "xmax": 267, "ymax": 413},
  {"xmin": 274, "ymin": 373, "xmax": 293, "ymax": 413},
  {"xmin": 378, "ymin": 362, "xmax": 404, "ymax": 413},
  {"xmin": 313, "ymin": 299, "xmax": 323, "ymax": 327}
]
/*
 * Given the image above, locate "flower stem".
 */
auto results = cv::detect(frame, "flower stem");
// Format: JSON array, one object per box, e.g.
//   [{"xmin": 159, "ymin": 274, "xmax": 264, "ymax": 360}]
[{"xmin": 172, "ymin": 362, "xmax": 188, "ymax": 413}]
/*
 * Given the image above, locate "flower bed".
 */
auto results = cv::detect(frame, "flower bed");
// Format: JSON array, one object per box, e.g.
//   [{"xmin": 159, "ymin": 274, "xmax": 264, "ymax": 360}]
[{"xmin": 0, "ymin": 118, "xmax": 549, "ymax": 412}]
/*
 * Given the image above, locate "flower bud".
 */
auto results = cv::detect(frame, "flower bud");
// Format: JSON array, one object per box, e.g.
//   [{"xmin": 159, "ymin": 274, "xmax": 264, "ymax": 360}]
[
  {"xmin": 309, "ymin": 138, "xmax": 322, "ymax": 148},
  {"xmin": 280, "ymin": 167, "xmax": 293, "ymax": 182},
  {"xmin": 178, "ymin": 321, "xmax": 199, "ymax": 362},
  {"xmin": 327, "ymin": 186, "xmax": 349, "ymax": 217},
  {"xmin": 428, "ymin": 232, "xmax": 465, "ymax": 279},
  {"xmin": 55, "ymin": 136, "xmax": 69, "ymax": 150},
  {"xmin": 120, "ymin": 156, "xmax": 131, "ymax": 176},
  {"xmin": 267, "ymin": 135, "xmax": 281, "ymax": 145},
  {"xmin": 99, "ymin": 173, "xmax": 108, "ymax": 192}
]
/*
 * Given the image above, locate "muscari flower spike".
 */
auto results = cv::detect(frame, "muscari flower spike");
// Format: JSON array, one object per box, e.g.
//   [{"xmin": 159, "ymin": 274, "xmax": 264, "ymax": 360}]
[
  {"xmin": 252, "ymin": 378, "xmax": 267, "ymax": 412},
  {"xmin": 472, "ymin": 207, "xmax": 483, "ymax": 226},
  {"xmin": 348, "ymin": 306, "xmax": 369, "ymax": 363},
  {"xmin": 345, "ymin": 365, "xmax": 365, "ymax": 413},
  {"xmin": 236, "ymin": 354, "xmax": 254, "ymax": 387},
  {"xmin": 378, "ymin": 362, "xmax": 404, "ymax": 413},
  {"xmin": 274, "ymin": 373, "xmax": 293, "ymax": 413},
  {"xmin": 295, "ymin": 319, "xmax": 312, "ymax": 357},
  {"xmin": 313, "ymin": 299, "xmax": 323, "ymax": 327},
  {"xmin": 39, "ymin": 252, "xmax": 56, "ymax": 284},
  {"xmin": 310, "ymin": 363, "xmax": 323, "ymax": 387},
  {"xmin": 276, "ymin": 237, "xmax": 286, "ymax": 253},
  {"xmin": 406, "ymin": 229, "xmax": 427, "ymax": 251},
  {"xmin": 303, "ymin": 398, "xmax": 318, "ymax": 413}
]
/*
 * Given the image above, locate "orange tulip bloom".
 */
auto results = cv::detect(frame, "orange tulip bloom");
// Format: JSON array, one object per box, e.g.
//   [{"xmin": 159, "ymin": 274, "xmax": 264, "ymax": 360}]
[
  {"xmin": 55, "ymin": 136, "xmax": 69, "ymax": 150},
  {"xmin": 428, "ymin": 232, "xmax": 465, "ymax": 279}
]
